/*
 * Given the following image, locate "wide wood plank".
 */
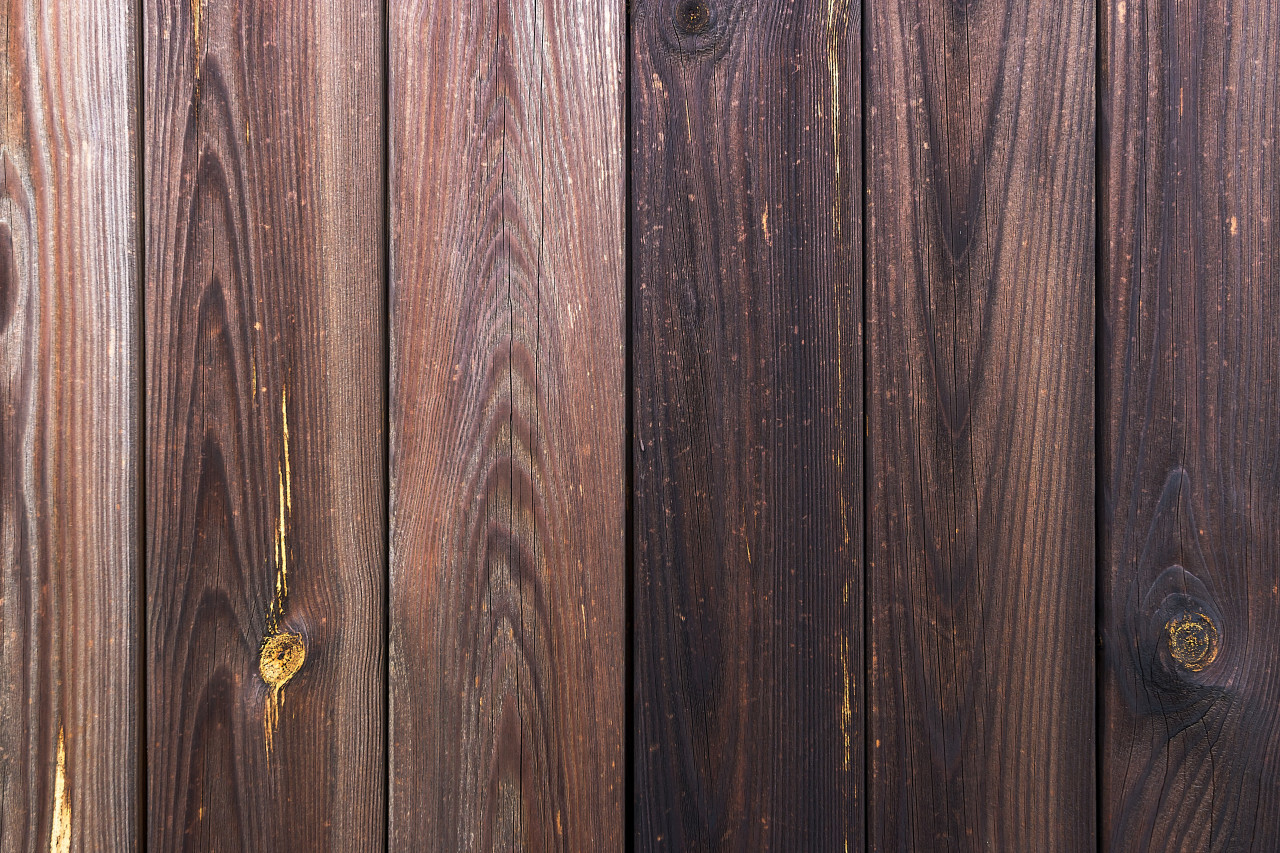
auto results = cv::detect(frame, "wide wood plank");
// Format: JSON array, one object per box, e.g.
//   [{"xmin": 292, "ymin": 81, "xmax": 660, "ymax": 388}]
[
  {"xmin": 631, "ymin": 1, "xmax": 863, "ymax": 846},
  {"xmin": 388, "ymin": 1, "xmax": 624, "ymax": 848},
  {"xmin": 1100, "ymin": 0, "xmax": 1280, "ymax": 848},
  {"xmin": 144, "ymin": 0, "xmax": 384, "ymax": 848},
  {"xmin": 0, "ymin": 1, "xmax": 138, "ymax": 849},
  {"xmin": 865, "ymin": 0, "xmax": 1095, "ymax": 847}
]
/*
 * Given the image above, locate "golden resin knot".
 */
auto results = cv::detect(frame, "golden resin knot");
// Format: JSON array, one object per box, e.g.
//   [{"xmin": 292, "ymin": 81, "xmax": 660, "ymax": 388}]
[
  {"xmin": 260, "ymin": 631, "xmax": 305, "ymax": 754},
  {"xmin": 1166, "ymin": 612, "xmax": 1218, "ymax": 672}
]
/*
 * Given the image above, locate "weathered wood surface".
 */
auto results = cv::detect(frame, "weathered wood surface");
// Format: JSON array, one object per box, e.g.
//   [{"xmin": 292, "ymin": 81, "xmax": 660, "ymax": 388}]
[
  {"xmin": 1100, "ymin": 0, "xmax": 1280, "ymax": 849},
  {"xmin": 388, "ymin": 0, "xmax": 625, "ymax": 849},
  {"xmin": 11, "ymin": 0, "xmax": 1280, "ymax": 845},
  {"xmin": 144, "ymin": 0, "xmax": 385, "ymax": 848},
  {"xmin": 0, "ymin": 1, "xmax": 138, "ymax": 850},
  {"xmin": 631, "ymin": 0, "xmax": 863, "ymax": 846},
  {"xmin": 864, "ymin": 0, "xmax": 1096, "ymax": 847}
]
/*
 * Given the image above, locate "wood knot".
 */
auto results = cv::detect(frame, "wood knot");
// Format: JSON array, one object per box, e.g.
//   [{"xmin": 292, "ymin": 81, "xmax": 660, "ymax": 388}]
[
  {"xmin": 1166, "ymin": 612, "xmax": 1218, "ymax": 672},
  {"xmin": 260, "ymin": 631, "xmax": 305, "ymax": 690},
  {"xmin": 675, "ymin": 0, "xmax": 712, "ymax": 34},
  {"xmin": 658, "ymin": 0, "xmax": 731, "ymax": 57}
]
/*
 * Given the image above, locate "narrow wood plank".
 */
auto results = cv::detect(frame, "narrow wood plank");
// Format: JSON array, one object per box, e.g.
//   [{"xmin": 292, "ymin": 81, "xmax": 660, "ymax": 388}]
[
  {"xmin": 144, "ymin": 0, "xmax": 384, "ymax": 847},
  {"xmin": 631, "ymin": 1, "xmax": 862, "ymax": 846},
  {"xmin": 388, "ymin": 1, "xmax": 624, "ymax": 848},
  {"xmin": 0, "ymin": 1, "xmax": 138, "ymax": 849},
  {"xmin": 1100, "ymin": 0, "xmax": 1280, "ymax": 848},
  {"xmin": 865, "ymin": 0, "xmax": 1095, "ymax": 847}
]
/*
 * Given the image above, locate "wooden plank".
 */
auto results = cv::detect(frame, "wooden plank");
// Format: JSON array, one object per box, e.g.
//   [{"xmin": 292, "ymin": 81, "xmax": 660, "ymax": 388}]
[
  {"xmin": 0, "ymin": 0, "xmax": 138, "ymax": 850},
  {"xmin": 1100, "ymin": 0, "xmax": 1280, "ymax": 848},
  {"xmin": 388, "ymin": 1, "xmax": 624, "ymax": 848},
  {"xmin": 631, "ymin": 1, "xmax": 862, "ymax": 846},
  {"xmin": 143, "ymin": 0, "xmax": 384, "ymax": 847},
  {"xmin": 864, "ymin": 0, "xmax": 1095, "ymax": 847}
]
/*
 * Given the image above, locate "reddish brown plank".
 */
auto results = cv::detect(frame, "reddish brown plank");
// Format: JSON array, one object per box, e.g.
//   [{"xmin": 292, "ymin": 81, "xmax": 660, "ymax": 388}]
[
  {"xmin": 144, "ymin": 0, "xmax": 385, "ymax": 848},
  {"xmin": 1101, "ymin": 0, "xmax": 1280, "ymax": 848},
  {"xmin": 0, "ymin": 1, "xmax": 139, "ymax": 850},
  {"xmin": 388, "ymin": 1, "xmax": 625, "ymax": 848},
  {"xmin": 865, "ymin": 0, "xmax": 1096, "ymax": 847},
  {"xmin": 631, "ymin": 0, "xmax": 864, "ymax": 846}
]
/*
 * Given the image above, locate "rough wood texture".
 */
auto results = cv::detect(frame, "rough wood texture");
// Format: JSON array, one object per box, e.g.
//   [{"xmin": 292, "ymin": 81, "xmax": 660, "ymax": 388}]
[
  {"xmin": 865, "ymin": 0, "xmax": 1095, "ymax": 847},
  {"xmin": 144, "ymin": 0, "xmax": 384, "ymax": 848},
  {"xmin": 631, "ymin": 0, "xmax": 862, "ymax": 846},
  {"xmin": 0, "ymin": 1, "xmax": 138, "ymax": 850},
  {"xmin": 388, "ymin": 1, "xmax": 624, "ymax": 848},
  {"xmin": 1100, "ymin": 0, "xmax": 1280, "ymax": 848}
]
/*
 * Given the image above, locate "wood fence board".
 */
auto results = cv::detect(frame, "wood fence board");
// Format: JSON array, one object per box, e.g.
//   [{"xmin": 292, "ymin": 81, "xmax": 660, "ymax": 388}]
[
  {"xmin": 631, "ymin": 0, "xmax": 864, "ymax": 846},
  {"xmin": 387, "ymin": 1, "xmax": 625, "ymax": 848},
  {"xmin": 0, "ymin": 1, "xmax": 138, "ymax": 849},
  {"xmin": 1100, "ymin": 0, "xmax": 1280, "ymax": 848},
  {"xmin": 865, "ymin": 0, "xmax": 1096, "ymax": 847},
  {"xmin": 143, "ymin": 0, "xmax": 385, "ymax": 847}
]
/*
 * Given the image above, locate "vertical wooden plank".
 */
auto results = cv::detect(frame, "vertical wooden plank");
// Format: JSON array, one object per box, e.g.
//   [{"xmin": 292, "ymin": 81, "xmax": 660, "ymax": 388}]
[
  {"xmin": 0, "ymin": 0, "xmax": 137, "ymax": 850},
  {"xmin": 865, "ymin": 0, "xmax": 1095, "ymax": 847},
  {"xmin": 1101, "ymin": 0, "xmax": 1280, "ymax": 848},
  {"xmin": 388, "ymin": 0, "xmax": 624, "ymax": 848},
  {"xmin": 632, "ymin": 0, "xmax": 862, "ymax": 846},
  {"xmin": 144, "ymin": 0, "xmax": 384, "ymax": 847}
]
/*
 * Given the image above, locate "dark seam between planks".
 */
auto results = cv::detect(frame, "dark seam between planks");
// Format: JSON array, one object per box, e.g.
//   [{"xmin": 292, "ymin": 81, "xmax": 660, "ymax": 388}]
[
  {"xmin": 624, "ymin": 1, "xmax": 636, "ymax": 851},
  {"xmin": 136, "ymin": 0, "xmax": 149, "ymax": 847},
  {"xmin": 1094, "ymin": 0, "xmax": 1104, "ymax": 845},
  {"xmin": 860, "ymin": 0, "xmax": 871, "ymax": 847},
  {"xmin": 382, "ymin": 0, "xmax": 392, "ymax": 848}
]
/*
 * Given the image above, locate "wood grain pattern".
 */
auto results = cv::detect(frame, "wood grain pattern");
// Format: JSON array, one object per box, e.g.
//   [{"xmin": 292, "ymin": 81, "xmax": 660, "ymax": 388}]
[
  {"xmin": 144, "ymin": 0, "xmax": 384, "ymax": 848},
  {"xmin": 0, "ymin": 1, "xmax": 138, "ymax": 850},
  {"xmin": 1100, "ymin": 0, "xmax": 1280, "ymax": 848},
  {"xmin": 388, "ymin": 1, "xmax": 624, "ymax": 849},
  {"xmin": 864, "ymin": 0, "xmax": 1095, "ymax": 847},
  {"xmin": 631, "ymin": 0, "xmax": 862, "ymax": 846}
]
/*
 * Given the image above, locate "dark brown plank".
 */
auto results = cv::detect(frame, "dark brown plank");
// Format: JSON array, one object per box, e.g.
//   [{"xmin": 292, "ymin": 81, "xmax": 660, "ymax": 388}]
[
  {"xmin": 0, "ymin": 1, "xmax": 138, "ymax": 850},
  {"xmin": 631, "ymin": 1, "xmax": 862, "ymax": 846},
  {"xmin": 388, "ymin": 1, "xmax": 624, "ymax": 848},
  {"xmin": 865, "ymin": 0, "xmax": 1095, "ymax": 847},
  {"xmin": 1100, "ymin": 0, "xmax": 1280, "ymax": 848},
  {"xmin": 144, "ymin": 0, "xmax": 384, "ymax": 848}
]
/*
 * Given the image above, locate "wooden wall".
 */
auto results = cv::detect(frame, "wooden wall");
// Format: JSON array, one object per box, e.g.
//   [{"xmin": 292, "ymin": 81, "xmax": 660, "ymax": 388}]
[{"xmin": 2, "ymin": 0, "xmax": 1278, "ymax": 850}]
